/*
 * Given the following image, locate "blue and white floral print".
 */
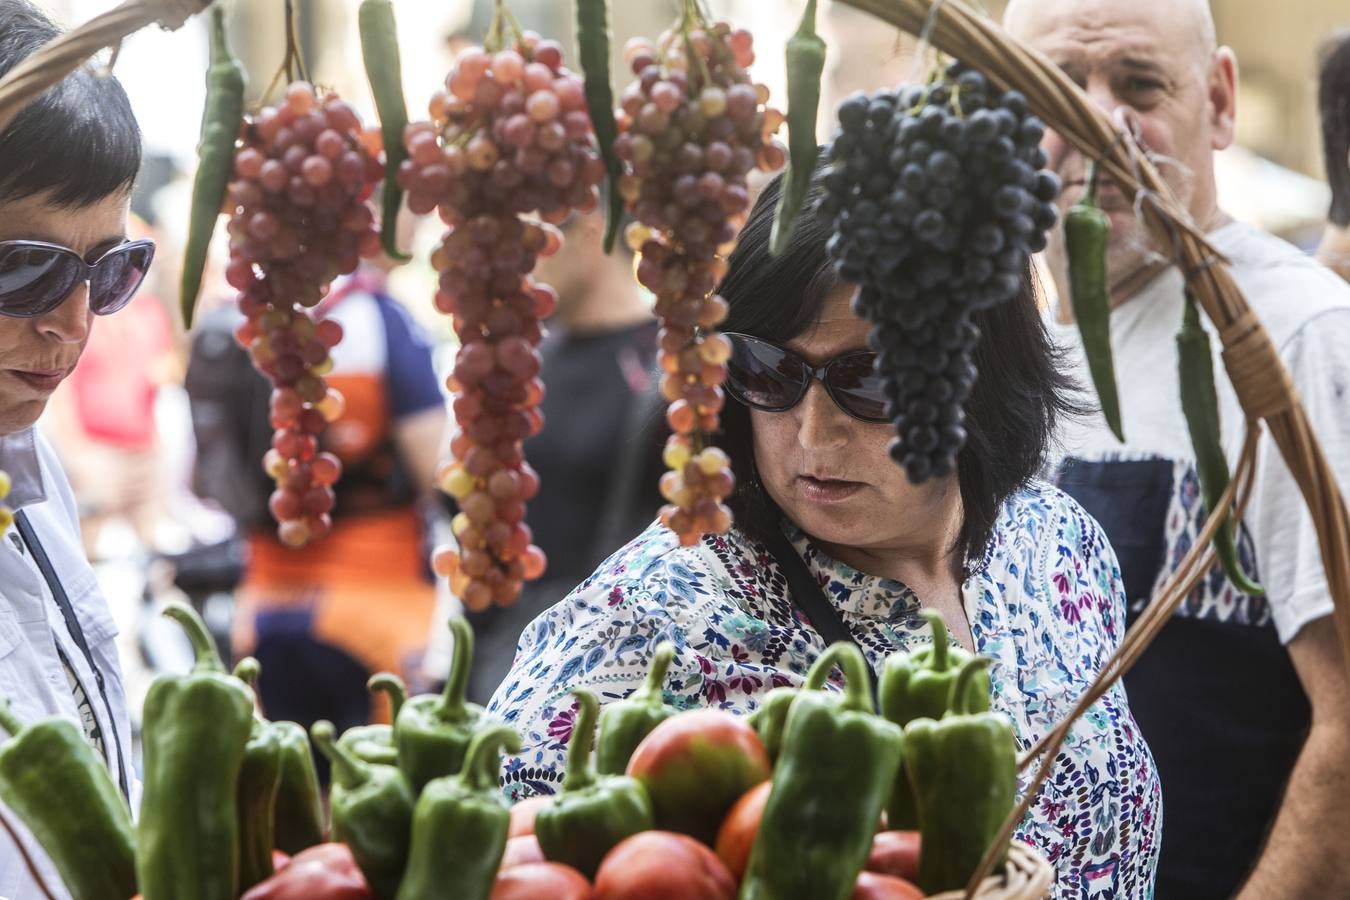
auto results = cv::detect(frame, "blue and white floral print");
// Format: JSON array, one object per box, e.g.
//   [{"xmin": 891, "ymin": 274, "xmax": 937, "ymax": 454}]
[{"xmin": 488, "ymin": 482, "xmax": 1159, "ymax": 899}]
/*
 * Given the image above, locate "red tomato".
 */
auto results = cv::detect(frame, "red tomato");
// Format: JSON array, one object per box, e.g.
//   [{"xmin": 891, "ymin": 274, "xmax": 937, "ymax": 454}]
[
  {"xmin": 866, "ymin": 830, "xmax": 922, "ymax": 884},
  {"xmin": 271, "ymin": 850, "xmax": 292, "ymax": 872},
  {"xmin": 594, "ymin": 831, "xmax": 737, "ymax": 900},
  {"xmin": 627, "ymin": 710, "xmax": 771, "ymax": 845},
  {"xmin": 240, "ymin": 842, "xmax": 371, "ymax": 899},
  {"xmin": 851, "ymin": 870, "xmax": 925, "ymax": 900},
  {"xmin": 501, "ymin": 834, "xmax": 546, "ymax": 869},
  {"xmin": 714, "ymin": 781, "xmax": 771, "ymax": 881},
  {"xmin": 509, "ymin": 795, "xmax": 552, "ymax": 838},
  {"xmin": 491, "ymin": 862, "xmax": 592, "ymax": 900}
]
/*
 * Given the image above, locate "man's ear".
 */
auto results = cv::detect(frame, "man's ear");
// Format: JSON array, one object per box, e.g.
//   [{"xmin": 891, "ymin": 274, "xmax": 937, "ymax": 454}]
[{"xmin": 1209, "ymin": 46, "xmax": 1238, "ymax": 151}]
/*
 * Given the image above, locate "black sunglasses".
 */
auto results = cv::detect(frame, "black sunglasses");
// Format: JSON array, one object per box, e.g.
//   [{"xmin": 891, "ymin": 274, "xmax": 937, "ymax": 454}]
[
  {"xmin": 724, "ymin": 332, "xmax": 889, "ymax": 424},
  {"xmin": 0, "ymin": 239, "xmax": 156, "ymax": 318}
]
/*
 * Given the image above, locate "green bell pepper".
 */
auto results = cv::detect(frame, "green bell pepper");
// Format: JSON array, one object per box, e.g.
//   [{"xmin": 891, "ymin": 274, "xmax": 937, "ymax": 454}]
[
  {"xmin": 746, "ymin": 642, "xmax": 838, "ymax": 763},
  {"xmin": 339, "ymin": 672, "xmax": 407, "ymax": 767},
  {"xmin": 595, "ymin": 641, "xmax": 676, "ymax": 775}
]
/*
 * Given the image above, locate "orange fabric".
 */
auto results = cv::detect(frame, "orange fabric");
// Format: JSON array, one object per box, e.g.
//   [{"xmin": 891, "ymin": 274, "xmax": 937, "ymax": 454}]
[{"xmin": 323, "ymin": 372, "xmax": 387, "ymax": 465}]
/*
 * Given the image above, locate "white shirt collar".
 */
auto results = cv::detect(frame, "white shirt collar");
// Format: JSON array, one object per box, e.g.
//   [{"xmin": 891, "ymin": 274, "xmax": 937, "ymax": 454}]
[{"xmin": 0, "ymin": 428, "xmax": 47, "ymax": 509}]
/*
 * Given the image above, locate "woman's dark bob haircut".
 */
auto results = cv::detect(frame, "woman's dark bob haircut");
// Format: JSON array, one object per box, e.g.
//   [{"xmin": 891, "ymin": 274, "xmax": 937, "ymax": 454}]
[
  {"xmin": 717, "ymin": 163, "xmax": 1076, "ymax": 569},
  {"xmin": 0, "ymin": 0, "xmax": 142, "ymax": 209}
]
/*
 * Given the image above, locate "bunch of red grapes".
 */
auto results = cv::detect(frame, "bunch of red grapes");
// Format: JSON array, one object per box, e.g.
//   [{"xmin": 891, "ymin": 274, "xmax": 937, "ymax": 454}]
[
  {"xmin": 400, "ymin": 33, "xmax": 605, "ymax": 610},
  {"xmin": 226, "ymin": 82, "xmax": 384, "ymax": 547},
  {"xmin": 614, "ymin": 21, "xmax": 783, "ymax": 545}
]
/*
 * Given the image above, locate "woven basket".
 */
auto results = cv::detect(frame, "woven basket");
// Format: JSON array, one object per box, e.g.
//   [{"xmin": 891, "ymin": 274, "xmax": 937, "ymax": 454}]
[{"xmin": 928, "ymin": 842, "xmax": 1053, "ymax": 900}]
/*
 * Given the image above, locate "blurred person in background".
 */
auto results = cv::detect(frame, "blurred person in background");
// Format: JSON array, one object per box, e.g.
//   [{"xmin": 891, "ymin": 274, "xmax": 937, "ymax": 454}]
[
  {"xmin": 1316, "ymin": 29, "xmax": 1350, "ymax": 283},
  {"xmin": 446, "ymin": 209, "xmax": 663, "ymax": 703},
  {"xmin": 0, "ymin": 0, "xmax": 151, "ymax": 893},
  {"xmin": 1004, "ymin": 1, "xmax": 1350, "ymax": 896},
  {"xmin": 187, "ymin": 247, "xmax": 447, "ymax": 775}
]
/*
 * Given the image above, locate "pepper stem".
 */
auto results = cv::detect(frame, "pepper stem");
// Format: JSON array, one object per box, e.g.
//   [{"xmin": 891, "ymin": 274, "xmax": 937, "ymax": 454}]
[
  {"xmin": 804, "ymin": 641, "xmax": 845, "ymax": 690},
  {"xmin": 163, "ymin": 602, "xmax": 226, "ymax": 673},
  {"xmin": 831, "ymin": 642, "xmax": 877, "ymax": 713},
  {"xmin": 233, "ymin": 657, "xmax": 261, "ymax": 686},
  {"xmin": 310, "ymin": 720, "xmax": 369, "ymax": 790},
  {"xmin": 461, "ymin": 724, "xmax": 522, "ymax": 793},
  {"xmin": 0, "ymin": 700, "xmax": 23, "ymax": 738},
  {"xmin": 561, "ymin": 689, "xmax": 600, "ymax": 793},
  {"xmin": 921, "ymin": 609, "xmax": 950, "ymax": 670},
  {"xmin": 436, "ymin": 617, "xmax": 474, "ymax": 724},
  {"xmin": 637, "ymin": 642, "xmax": 675, "ymax": 700},
  {"xmin": 369, "ymin": 672, "xmax": 408, "ymax": 721},
  {"xmin": 947, "ymin": 656, "xmax": 991, "ymax": 716},
  {"xmin": 1084, "ymin": 160, "xmax": 1102, "ymax": 207}
]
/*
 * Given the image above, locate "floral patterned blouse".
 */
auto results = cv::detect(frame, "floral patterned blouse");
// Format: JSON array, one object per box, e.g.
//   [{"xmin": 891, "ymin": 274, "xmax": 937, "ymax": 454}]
[{"xmin": 487, "ymin": 482, "xmax": 1160, "ymax": 899}]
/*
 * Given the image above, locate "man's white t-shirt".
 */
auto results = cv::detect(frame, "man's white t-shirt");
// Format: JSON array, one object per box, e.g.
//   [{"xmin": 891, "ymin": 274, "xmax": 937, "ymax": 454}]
[{"xmin": 1048, "ymin": 219, "xmax": 1350, "ymax": 896}]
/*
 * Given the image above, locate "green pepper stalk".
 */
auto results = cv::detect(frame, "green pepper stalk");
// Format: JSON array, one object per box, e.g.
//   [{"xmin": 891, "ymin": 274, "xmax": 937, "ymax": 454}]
[
  {"xmin": 769, "ymin": 0, "xmax": 826, "ymax": 256},
  {"xmin": 741, "ymin": 642, "xmax": 903, "ymax": 900},
  {"xmin": 339, "ymin": 672, "xmax": 407, "ymax": 767},
  {"xmin": 270, "ymin": 720, "xmax": 327, "ymax": 855},
  {"xmin": 746, "ymin": 638, "xmax": 840, "ymax": 763},
  {"xmin": 0, "ymin": 700, "xmax": 137, "ymax": 900},
  {"xmin": 232, "ymin": 658, "xmax": 285, "ymax": 892},
  {"xmin": 903, "ymin": 657, "xmax": 1016, "ymax": 895},
  {"xmin": 312, "ymin": 720, "xmax": 414, "ymax": 900},
  {"xmin": 535, "ymin": 688, "xmax": 655, "ymax": 878},
  {"xmin": 595, "ymin": 641, "xmax": 677, "ymax": 775},
  {"xmin": 395, "ymin": 617, "xmax": 495, "ymax": 793},
  {"xmin": 1066, "ymin": 159, "xmax": 1125, "ymax": 442},
  {"xmin": 137, "ymin": 602, "xmax": 256, "ymax": 900},
  {"xmin": 358, "ymin": 0, "xmax": 412, "ymax": 262},
  {"xmin": 1177, "ymin": 290, "xmax": 1265, "ymax": 595},
  {"xmin": 396, "ymin": 724, "xmax": 521, "ymax": 900},
  {"xmin": 180, "ymin": 5, "xmax": 244, "ymax": 328}
]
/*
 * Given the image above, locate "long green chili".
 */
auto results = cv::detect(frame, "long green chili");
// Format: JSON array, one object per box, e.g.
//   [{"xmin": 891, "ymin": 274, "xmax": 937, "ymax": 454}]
[
  {"xmin": 575, "ymin": 0, "xmax": 624, "ymax": 251},
  {"xmin": 359, "ymin": 0, "xmax": 412, "ymax": 262},
  {"xmin": 1066, "ymin": 160, "xmax": 1124, "ymax": 442},
  {"xmin": 770, "ymin": 0, "xmax": 826, "ymax": 256}
]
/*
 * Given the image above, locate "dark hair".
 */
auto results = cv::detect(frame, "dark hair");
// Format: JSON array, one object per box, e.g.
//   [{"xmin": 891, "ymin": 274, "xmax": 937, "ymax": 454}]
[
  {"xmin": 0, "ymin": 0, "xmax": 142, "ymax": 208},
  {"xmin": 1321, "ymin": 30, "xmax": 1350, "ymax": 227},
  {"xmin": 717, "ymin": 165, "xmax": 1077, "ymax": 568}
]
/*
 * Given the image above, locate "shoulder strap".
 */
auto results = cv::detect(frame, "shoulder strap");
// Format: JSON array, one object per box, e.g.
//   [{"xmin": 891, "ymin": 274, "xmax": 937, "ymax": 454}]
[
  {"xmin": 13, "ymin": 510, "xmax": 131, "ymax": 799},
  {"xmin": 759, "ymin": 524, "xmax": 879, "ymax": 698}
]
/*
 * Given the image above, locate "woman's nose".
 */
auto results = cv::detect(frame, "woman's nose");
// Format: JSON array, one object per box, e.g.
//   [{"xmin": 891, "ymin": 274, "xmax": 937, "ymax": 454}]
[
  {"xmin": 37, "ymin": 280, "xmax": 92, "ymax": 344},
  {"xmin": 795, "ymin": 380, "xmax": 849, "ymax": 451}
]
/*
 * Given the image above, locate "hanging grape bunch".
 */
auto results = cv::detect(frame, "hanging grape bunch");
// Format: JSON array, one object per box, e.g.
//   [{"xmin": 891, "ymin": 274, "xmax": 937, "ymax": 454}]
[
  {"xmin": 817, "ymin": 63, "xmax": 1060, "ymax": 483},
  {"xmin": 615, "ymin": 7, "xmax": 785, "ymax": 546},
  {"xmin": 227, "ymin": 82, "xmax": 384, "ymax": 547},
  {"xmin": 401, "ymin": 23, "xmax": 606, "ymax": 610}
]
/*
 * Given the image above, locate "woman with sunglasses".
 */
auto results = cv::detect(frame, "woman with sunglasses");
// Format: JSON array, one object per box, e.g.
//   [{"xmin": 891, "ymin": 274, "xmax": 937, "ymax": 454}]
[
  {"xmin": 0, "ymin": 2, "xmax": 149, "ymax": 894},
  {"xmin": 488, "ymin": 167, "xmax": 1160, "ymax": 893}
]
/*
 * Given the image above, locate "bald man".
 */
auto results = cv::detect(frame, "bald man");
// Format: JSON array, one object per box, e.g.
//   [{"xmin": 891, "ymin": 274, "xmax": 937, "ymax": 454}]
[{"xmin": 1005, "ymin": 2, "xmax": 1350, "ymax": 898}]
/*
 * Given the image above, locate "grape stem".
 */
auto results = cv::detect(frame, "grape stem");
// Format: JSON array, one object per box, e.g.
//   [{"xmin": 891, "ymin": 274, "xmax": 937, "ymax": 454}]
[
  {"xmin": 679, "ymin": 0, "xmax": 714, "ymax": 94},
  {"xmin": 485, "ymin": 0, "xmax": 525, "ymax": 54}
]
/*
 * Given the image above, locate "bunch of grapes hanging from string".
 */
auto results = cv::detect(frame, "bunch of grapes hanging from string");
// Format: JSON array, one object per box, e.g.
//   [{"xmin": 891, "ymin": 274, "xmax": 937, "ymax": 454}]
[
  {"xmin": 226, "ymin": 72, "xmax": 384, "ymax": 548},
  {"xmin": 400, "ymin": 9, "xmax": 605, "ymax": 610},
  {"xmin": 817, "ymin": 61, "xmax": 1061, "ymax": 483},
  {"xmin": 614, "ymin": 3, "xmax": 784, "ymax": 546}
]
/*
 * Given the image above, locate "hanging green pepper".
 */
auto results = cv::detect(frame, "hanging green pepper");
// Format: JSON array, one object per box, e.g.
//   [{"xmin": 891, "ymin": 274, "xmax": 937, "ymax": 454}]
[
  {"xmin": 339, "ymin": 672, "xmax": 407, "ymax": 767},
  {"xmin": 741, "ymin": 642, "xmax": 903, "ymax": 900},
  {"xmin": 358, "ymin": 0, "xmax": 412, "ymax": 262},
  {"xmin": 233, "ymin": 658, "xmax": 286, "ymax": 893},
  {"xmin": 137, "ymin": 602, "xmax": 256, "ymax": 900},
  {"xmin": 535, "ymin": 688, "xmax": 655, "ymax": 878},
  {"xmin": 745, "ymin": 640, "xmax": 839, "ymax": 763},
  {"xmin": 180, "ymin": 5, "xmax": 245, "ymax": 329},
  {"xmin": 903, "ymin": 656, "xmax": 1016, "ymax": 895},
  {"xmin": 1177, "ymin": 289, "xmax": 1265, "ymax": 595},
  {"xmin": 769, "ymin": 0, "xmax": 825, "ymax": 256},
  {"xmin": 0, "ymin": 699, "xmax": 136, "ymax": 900},
  {"xmin": 396, "ymin": 724, "xmax": 521, "ymax": 900},
  {"xmin": 575, "ymin": 0, "xmax": 624, "ymax": 251},
  {"xmin": 1066, "ymin": 160, "xmax": 1125, "ymax": 442},
  {"xmin": 312, "ymin": 719, "xmax": 414, "ymax": 900},
  {"xmin": 271, "ymin": 720, "xmax": 327, "ymax": 855},
  {"xmin": 595, "ymin": 641, "xmax": 677, "ymax": 775},
  {"xmin": 395, "ymin": 617, "xmax": 495, "ymax": 793}
]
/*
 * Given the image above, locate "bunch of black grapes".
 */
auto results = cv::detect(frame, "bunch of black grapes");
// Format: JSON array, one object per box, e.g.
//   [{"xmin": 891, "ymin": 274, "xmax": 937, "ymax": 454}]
[{"xmin": 817, "ymin": 63, "xmax": 1061, "ymax": 483}]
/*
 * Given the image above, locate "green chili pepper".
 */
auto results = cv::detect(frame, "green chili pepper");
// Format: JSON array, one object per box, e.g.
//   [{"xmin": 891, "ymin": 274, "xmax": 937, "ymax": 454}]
[
  {"xmin": 745, "ymin": 639, "xmax": 839, "ymax": 763},
  {"xmin": 595, "ymin": 641, "xmax": 677, "ymax": 775},
  {"xmin": 575, "ymin": 0, "xmax": 624, "ymax": 251},
  {"xmin": 0, "ymin": 699, "xmax": 136, "ymax": 900},
  {"xmin": 394, "ymin": 617, "xmax": 495, "ymax": 793},
  {"xmin": 396, "ymin": 724, "xmax": 521, "ymax": 900},
  {"xmin": 270, "ymin": 719, "xmax": 327, "ymax": 855},
  {"xmin": 339, "ymin": 672, "xmax": 407, "ymax": 767},
  {"xmin": 741, "ymin": 642, "xmax": 903, "ymax": 900},
  {"xmin": 231, "ymin": 658, "xmax": 285, "ymax": 893},
  {"xmin": 359, "ymin": 0, "xmax": 411, "ymax": 262},
  {"xmin": 312, "ymin": 719, "xmax": 414, "ymax": 900},
  {"xmin": 137, "ymin": 602, "xmax": 256, "ymax": 900},
  {"xmin": 535, "ymin": 688, "xmax": 655, "ymax": 878},
  {"xmin": 903, "ymin": 656, "xmax": 1016, "ymax": 895},
  {"xmin": 1066, "ymin": 160, "xmax": 1125, "ymax": 442},
  {"xmin": 769, "ymin": 0, "xmax": 826, "ymax": 256},
  {"xmin": 180, "ymin": 5, "xmax": 245, "ymax": 329},
  {"xmin": 1177, "ymin": 290, "xmax": 1265, "ymax": 595}
]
